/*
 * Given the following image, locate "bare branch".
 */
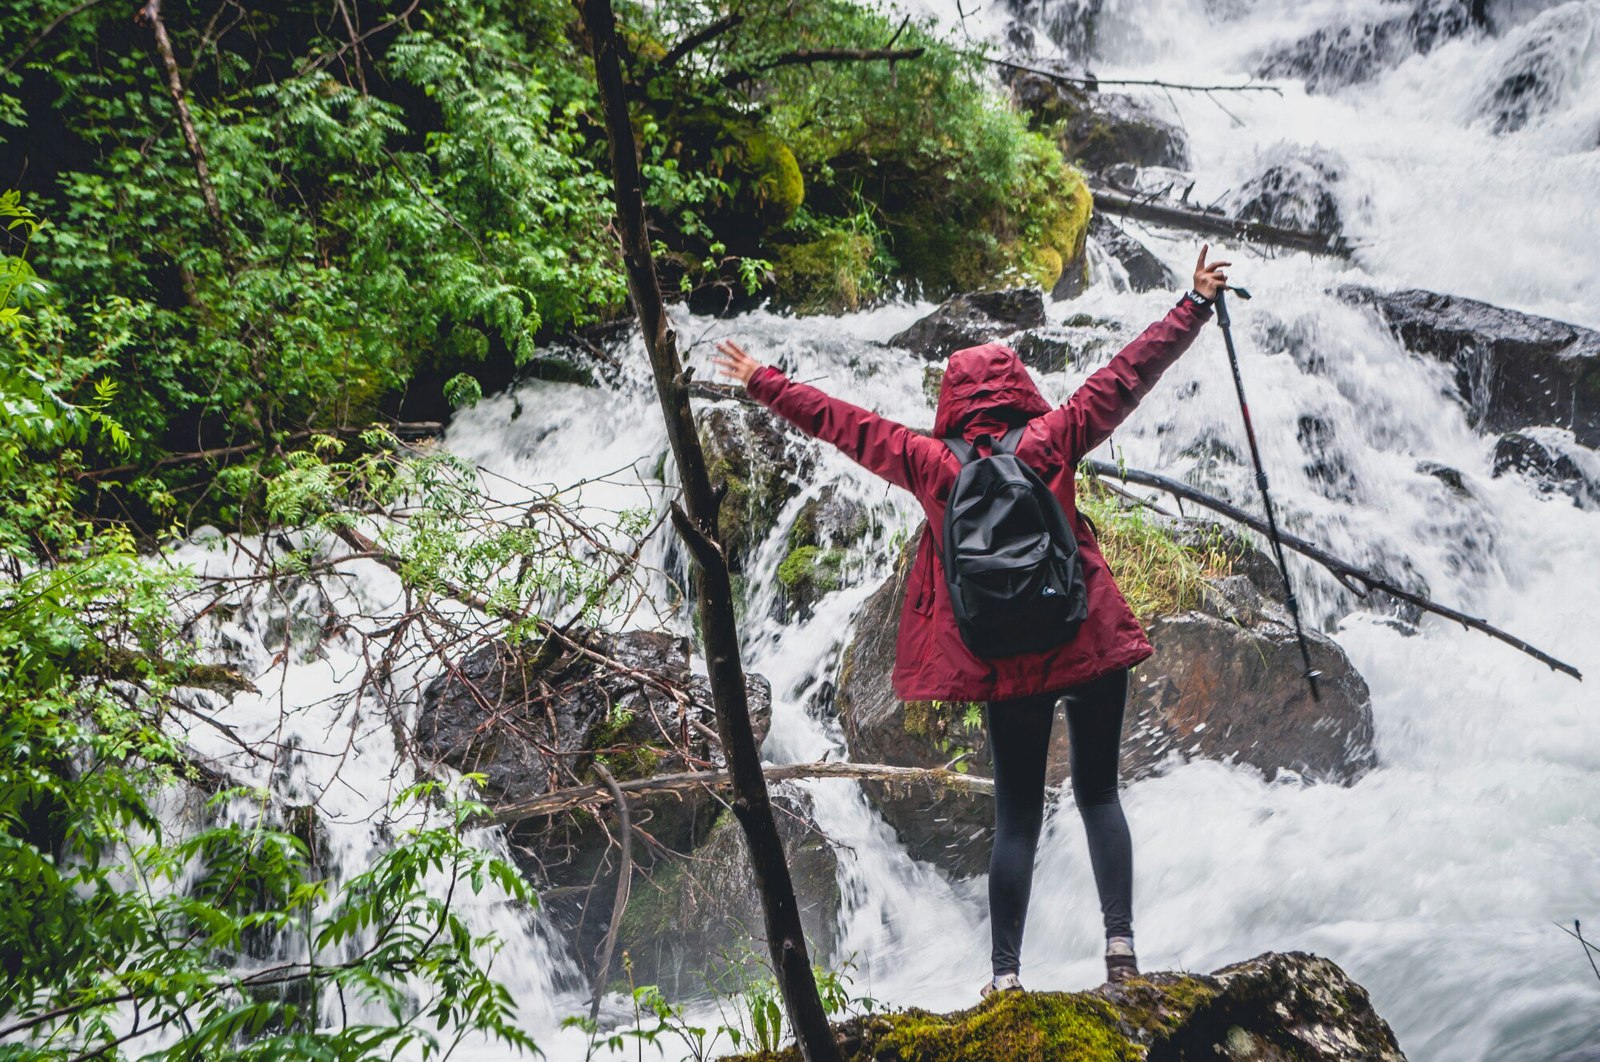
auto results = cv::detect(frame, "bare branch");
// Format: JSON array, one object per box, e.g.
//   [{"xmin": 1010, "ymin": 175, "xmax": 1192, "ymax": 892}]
[{"xmin": 1081, "ymin": 460, "xmax": 1582, "ymax": 680}]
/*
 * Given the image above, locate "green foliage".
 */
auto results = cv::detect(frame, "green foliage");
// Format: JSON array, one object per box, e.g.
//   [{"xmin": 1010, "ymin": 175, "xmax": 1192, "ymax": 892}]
[{"xmin": 0, "ymin": 206, "xmax": 542, "ymax": 1059}]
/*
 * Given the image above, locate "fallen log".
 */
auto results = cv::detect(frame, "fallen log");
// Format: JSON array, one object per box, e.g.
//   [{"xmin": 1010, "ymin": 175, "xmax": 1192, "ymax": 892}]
[
  {"xmin": 1081, "ymin": 459, "xmax": 1582, "ymax": 680},
  {"xmin": 1090, "ymin": 187, "xmax": 1353, "ymax": 258},
  {"xmin": 487, "ymin": 759, "xmax": 1014, "ymax": 826}
]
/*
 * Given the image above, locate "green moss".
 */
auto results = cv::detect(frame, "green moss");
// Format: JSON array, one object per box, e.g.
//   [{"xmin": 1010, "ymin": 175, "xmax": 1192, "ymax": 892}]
[
  {"xmin": 777, "ymin": 545, "xmax": 845, "ymax": 595},
  {"xmin": 880, "ymin": 993, "xmax": 1139, "ymax": 1061},
  {"xmin": 743, "ymin": 132, "xmax": 805, "ymax": 226},
  {"xmin": 923, "ymin": 365, "xmax": 946, "ymax": 405},
  {"xmin": 773, "ymin": 229, "xmax": 883, "ymax": 315},
  {"xmin": 890, "ymin": 131, "xmax": 1093, "ymax": 295},
  {"xmin": 587, "ymin": 708, "xmax": 661, "ymax": 782}
]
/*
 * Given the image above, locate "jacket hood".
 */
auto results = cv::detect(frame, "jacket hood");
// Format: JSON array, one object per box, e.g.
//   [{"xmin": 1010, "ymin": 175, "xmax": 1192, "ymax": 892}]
[{"xmin": 930, "ymin": 342, "xmax": 1053, "ymax": 440}]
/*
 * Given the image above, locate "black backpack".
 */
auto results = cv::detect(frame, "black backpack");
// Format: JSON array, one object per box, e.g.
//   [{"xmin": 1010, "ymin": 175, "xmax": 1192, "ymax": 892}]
[{"xmin": 939, "ymin": 426, "xmax": 1089, "ymax": 658}]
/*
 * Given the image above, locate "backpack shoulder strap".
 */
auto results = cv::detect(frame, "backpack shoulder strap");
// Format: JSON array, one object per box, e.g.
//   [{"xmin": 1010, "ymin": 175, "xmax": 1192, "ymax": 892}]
[
  {"xmin": 994, "ymin": 426, "xmax": 1026, "ymax": 455},
  {"xmin": 943, "ymin": 436, "xmax": 978, "ymax": 464}
]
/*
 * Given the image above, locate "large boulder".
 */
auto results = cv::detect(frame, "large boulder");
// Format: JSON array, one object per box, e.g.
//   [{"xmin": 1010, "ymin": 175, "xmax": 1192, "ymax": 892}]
[
  {"xmin": 1337, "ymin": 285, "xmax": 1600, "ymax": 446},
  {"xmin": 834, "ymin": 526, "xmax": 1375, "ymax": 879},
  {"xmin": 720, "ymin": 951, "xmax": 1405, "ymax": 1061},
  {"xmin": 414, "ymin": 630, "xmax": 773, "ymax": 960},
  {"xmin": 889, "ymin": 289, "xmax": 1049, "ymax": 361},
  {"xmin": 1222, "ymin": 145, "xmax": 1350, "ymax": 240},
  {"xmin": 1254, "ymin": 0, "xmax": 1479, "ymax": 94},
  {"xmin": 618, "ymin": 783, "xmax": 840, "ymax": 998}
]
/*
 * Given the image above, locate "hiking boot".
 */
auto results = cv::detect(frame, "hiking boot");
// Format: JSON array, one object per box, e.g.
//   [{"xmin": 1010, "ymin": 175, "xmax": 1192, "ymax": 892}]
[
  {"xmin": 980, "ymin": 972, "xmax": 1024, "ymax": 999},
  {"xmin": 1105, "ymin": 938, "xmax": 1139, "ymax": 984}
]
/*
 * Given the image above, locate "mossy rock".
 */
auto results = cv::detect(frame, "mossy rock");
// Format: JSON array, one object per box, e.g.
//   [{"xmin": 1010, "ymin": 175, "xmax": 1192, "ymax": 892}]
[
  {"xmin": 772, "ymin": 228, "xmax": 883, "ymax": 315},
  {"xmin": 742, "ymin": 132, "xmax": 805, "ymax": 227},
  {"xmin": 718, "ymin": 952, "xmax": 1406, "ymax": 1061},
  {"xmin": 777, "ymin": 544, "xmax": 847, "ymax": 617},
  {"xmin": 700, "ymin": 404, "xmax": 813, "ymax": 571},
  {"xmin": 888, "ymin": 134, "xmax": 1093, "ymax": 298}
]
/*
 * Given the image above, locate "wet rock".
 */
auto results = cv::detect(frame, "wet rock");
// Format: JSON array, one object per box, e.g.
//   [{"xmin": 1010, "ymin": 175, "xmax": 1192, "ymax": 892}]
[
  {"xmin": 1006, "ymin": 74, "xmax": 1189, "ymax": 174},
  {"xmin": 1296, "ymin": 413, "xmax": 1360, "ymax": 501},
  {"xmin": 1337, "ymin": 285, "xmax": 1600, "ymax": 445},
  {"xmin": 1472, "ymin": 3, "xmax": 1598, "ymax": 134},
  {"xmin": 1003, "ymin": 0, "xmax": 1102, "ymax": 57},
  {"xmin": 700, "ymin": 403, "xmax": 814, "ymax": 570},
  {"xmin": 1010, "ymin": 315, "xmax": 1125, "ymax": 374},
  {"xmin": 415, "ymin": 630, "xmax": 773, "ymax": 960},
  {"xmin": 1223, "ymin": 145, "xmax": 1349, "ymax": 238},
  {"xmin": 1416, "ymin": 460, "xmax": 1472, "ymax": 497},
  {"xmin": 1492, "ymin": 427, "xmax": 1600, "ymax": 508},
  {"xmin": 720, "ymin": 951, "xmax": 1406, "ymax": 1061},
  {"xmin": 1255, "ymin": 0, "xmax": 1478, "ymax": 93},
  {"xmin": 1088, "ymin": 213, "xmax": 1177, "ymax": 293},
  {"xmin": 833, "ymin": 528, "xmax": 1375, "ymax": 878},
  {"xmin": 618, "ymin": 783, "xmax": 840, "ymax": 998},
  {"xmin": 778, "ymin": 485, "xmax": 878, "ymax": 620},
  {"xmin": 888, "ymin": 288, "xmax": 1048, "ymax": 361}
]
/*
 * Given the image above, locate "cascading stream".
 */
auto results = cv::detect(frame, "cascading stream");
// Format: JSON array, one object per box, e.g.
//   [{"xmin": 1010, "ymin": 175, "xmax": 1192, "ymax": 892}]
[{"xmin": 169, "ymin": 1, "xmax": 1600, "ymax": 1057}]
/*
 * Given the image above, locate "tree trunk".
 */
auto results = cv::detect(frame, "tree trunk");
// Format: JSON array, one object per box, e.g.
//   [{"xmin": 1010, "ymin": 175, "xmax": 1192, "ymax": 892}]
[{"xmin": 572, "ymin": 0, "xmax": 842, "ymax": 1057}]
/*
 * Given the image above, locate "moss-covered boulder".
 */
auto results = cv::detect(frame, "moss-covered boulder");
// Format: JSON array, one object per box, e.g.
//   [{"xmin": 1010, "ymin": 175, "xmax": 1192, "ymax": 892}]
[
  {"xmin": 833, "ymin": 508, "xmax": 1375, "ymax": 879},
  {"xmin": 774, "ymin": 484, "xmax": 878, "ymax": 619},
  {"xmin": 617, "ymin": 783, "xmax": 840, "ymax": 998},
  {"xmin": 719, "ymin": 951, "xmax": 1405, "ymax": 1061},
  {"xmin": 740, "ymin": 132, "xmax": 805, "ymax": 227},
  {"xmin": 772, "ymin": 226, "xmax": 885, "ymax": 315},
  {"xmin": 884, "ymin": 133, "xmax": 1093, "ymax": 298}
]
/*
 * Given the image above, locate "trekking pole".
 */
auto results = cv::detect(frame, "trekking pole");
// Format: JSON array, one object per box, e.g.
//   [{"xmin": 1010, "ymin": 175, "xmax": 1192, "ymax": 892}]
[{"xmin": 1214, "ymin": 287, "xmax": 1322, "ymax": 701}]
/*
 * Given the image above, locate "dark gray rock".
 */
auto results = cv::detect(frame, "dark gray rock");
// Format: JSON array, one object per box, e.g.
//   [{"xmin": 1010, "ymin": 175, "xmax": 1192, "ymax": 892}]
[
  {"xmin": 1337, "ymin": 285, "xmax": 1600, "ymax": 445},
  {"xmin": 1010, "ymin": 314, "xmax": 1124, "ymax": 374},
  {"xmin": 1006, "ymin": 73, "xmax": 1189, "ymax": 174},
  {"xmin": 1492, "ymin": 428, "xmax": 1600, "ymax": 508},
  {"xmin": 1003, "ymin": 0, "xmax": 1101, "ymax": 58},
  {"xmin": 1089, "ymin": 213, "xmax": 1176, "ymax": 293},
  {"xmin": 888, "ymin": 288, "xmax": 1048, "ymax": 360},
  {"xmin": 618, "ymin": 783, "xmax": 840, "ymax": 998},
  {"xmin": 1224, "ymin": 146, "xmax": 1348, "ymax": 238},
  {"xmin": 1416, "ymin": 460, "xmax": 1472, "ymax": 497},
  {"xmin": 1255, "ymin": 0, "xmax": 1479, "ymax": 93},
  {"xmin": 833, "ymin": 528, "xmax": 1376, "ymax": 878}
]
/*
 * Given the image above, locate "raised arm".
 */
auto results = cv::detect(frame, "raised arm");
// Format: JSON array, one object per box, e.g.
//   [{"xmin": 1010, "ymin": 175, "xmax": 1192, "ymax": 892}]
[
  {"xmin": 713, "ymin": 340, "xmax": 945, "ymax": 494},
  {"xmin": 1043, "ymin": 244, "xmax": 1229, "ymax": 460}
]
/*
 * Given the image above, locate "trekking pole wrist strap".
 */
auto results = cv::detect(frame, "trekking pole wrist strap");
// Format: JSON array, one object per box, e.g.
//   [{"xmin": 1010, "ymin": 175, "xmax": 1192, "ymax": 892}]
[{"xmin": 1183, "ymin": 288, "xmax": 1214, "ymax": 308}]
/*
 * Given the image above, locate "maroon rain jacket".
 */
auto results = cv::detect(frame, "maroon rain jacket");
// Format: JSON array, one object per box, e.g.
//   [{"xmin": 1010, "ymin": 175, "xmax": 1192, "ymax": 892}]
[{"xmin": 746, "ymin": 294, "xmax": 1214, "ymax": 702}]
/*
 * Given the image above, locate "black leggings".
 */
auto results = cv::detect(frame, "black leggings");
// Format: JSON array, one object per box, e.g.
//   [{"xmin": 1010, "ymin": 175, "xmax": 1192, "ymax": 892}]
[{"xmin": 984, "ymin": 668, "xmax": 1132, "ymax": 977}]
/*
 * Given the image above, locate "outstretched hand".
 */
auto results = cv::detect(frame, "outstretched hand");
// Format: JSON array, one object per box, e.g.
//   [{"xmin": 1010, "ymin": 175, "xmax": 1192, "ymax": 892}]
[
  {"xmin": 1193, "ymin": 244, "xmax": 1231, "ymax": 299},
  {"xmin": 713, "ymin": 339, "xmax": 762, "ymax": 387}
]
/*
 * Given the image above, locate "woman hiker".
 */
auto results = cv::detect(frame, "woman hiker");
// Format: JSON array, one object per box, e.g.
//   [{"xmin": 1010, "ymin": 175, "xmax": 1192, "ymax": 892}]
[{"xmin": 713, "ymin": 246, "xmax": 1231, "ymax": 998}]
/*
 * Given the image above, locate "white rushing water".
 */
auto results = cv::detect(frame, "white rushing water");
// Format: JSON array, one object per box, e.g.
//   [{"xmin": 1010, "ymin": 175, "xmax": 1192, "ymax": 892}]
[{"xmin": 169, "ymin": 1, "xmax": 1600, "ymax": 1058}]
